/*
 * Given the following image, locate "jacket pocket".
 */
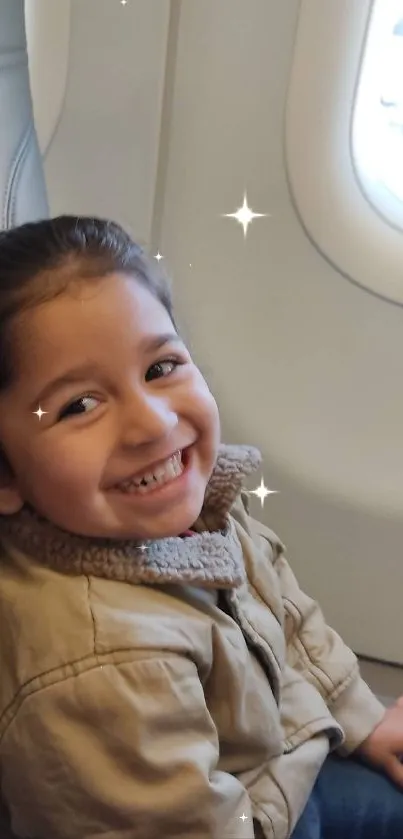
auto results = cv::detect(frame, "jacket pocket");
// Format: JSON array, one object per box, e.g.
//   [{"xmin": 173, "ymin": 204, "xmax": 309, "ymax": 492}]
[{"xmin": 242, "ymin": 735, "xmax": 329, "ymax": 839}]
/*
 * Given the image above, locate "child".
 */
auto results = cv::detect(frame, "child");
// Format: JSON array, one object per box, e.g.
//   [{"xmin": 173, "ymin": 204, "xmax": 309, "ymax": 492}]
[{"xmin": 0, "ymin": 215, "xmax": 402, "ymax": 839}]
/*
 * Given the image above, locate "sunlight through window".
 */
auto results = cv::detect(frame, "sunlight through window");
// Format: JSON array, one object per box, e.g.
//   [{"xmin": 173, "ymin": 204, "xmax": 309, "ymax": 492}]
[{"xmin": 353, "ymin": 0, "xmax": 403, "ymax": 222}]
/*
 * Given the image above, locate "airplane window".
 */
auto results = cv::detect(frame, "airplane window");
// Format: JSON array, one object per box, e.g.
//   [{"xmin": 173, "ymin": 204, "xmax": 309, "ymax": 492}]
[
  {"xmin": 352, "ymin": 0, "xmax": 403, "ymax": 227},
  {"xmin": 286, "ymin": 0, "xmax": 403, "ymax": 305}
]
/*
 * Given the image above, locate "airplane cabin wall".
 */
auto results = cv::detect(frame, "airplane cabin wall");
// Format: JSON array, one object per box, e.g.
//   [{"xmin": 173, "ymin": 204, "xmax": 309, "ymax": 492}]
[{"xmin": 26, "ymin": 0, "xmax": 403, "ymax": 666}]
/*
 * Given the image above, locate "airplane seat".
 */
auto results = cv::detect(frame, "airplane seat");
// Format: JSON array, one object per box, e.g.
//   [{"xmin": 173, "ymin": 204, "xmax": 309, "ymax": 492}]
[
  {"xmin": 0, "ymin": 2, "xmax": 48, "ymax": 835},
  {"xmin": 0, "ymin": 0, "xmax": 49, "ymax": 231}
]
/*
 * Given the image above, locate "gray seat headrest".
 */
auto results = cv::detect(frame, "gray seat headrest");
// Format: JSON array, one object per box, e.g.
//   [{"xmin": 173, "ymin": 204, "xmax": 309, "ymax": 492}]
[{"xmin": 0, "ymin": 0, "xmax": 49, "ymax": 229}]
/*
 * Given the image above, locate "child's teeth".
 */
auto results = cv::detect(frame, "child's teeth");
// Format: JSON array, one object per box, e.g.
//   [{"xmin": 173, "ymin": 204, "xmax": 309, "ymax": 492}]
[
  {"xmin": 153, "ymin": 463, "xmax": 167, "ymax": 479},
  {"xmin": 118, "ymin": 451, "xmax": 183, "ymax": 493}
]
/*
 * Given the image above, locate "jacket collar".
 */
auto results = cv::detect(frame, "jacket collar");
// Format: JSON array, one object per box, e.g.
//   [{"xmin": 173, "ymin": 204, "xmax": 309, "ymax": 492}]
[{"xmin": 0, "ymin": 443, "xmax": 262, "ymax": 590}]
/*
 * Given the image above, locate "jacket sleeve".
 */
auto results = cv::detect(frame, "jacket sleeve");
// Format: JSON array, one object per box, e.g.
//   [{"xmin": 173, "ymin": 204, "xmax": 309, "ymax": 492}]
[
  {"xmin": 243, "ymin": 493, "xmax": 386, "ymax": 756},
  {"xmin": 1, "ymin": 655, "xmax": 255, "ymax": 839}
]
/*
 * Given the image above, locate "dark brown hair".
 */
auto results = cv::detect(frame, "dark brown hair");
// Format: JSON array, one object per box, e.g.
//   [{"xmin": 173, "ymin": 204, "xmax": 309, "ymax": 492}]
[{"xmin": 0, "ymin": 215, "xmax": 178, "ymax": 392}]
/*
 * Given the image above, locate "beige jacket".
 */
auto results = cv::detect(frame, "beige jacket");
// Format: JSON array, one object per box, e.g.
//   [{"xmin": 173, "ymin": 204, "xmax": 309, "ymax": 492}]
[{"xmin": 0, "ymin": 444, "xmax": 385, "ymax": 839}]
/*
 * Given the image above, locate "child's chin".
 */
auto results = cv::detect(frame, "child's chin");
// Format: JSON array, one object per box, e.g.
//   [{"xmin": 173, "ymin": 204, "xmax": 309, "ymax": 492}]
[
  {"xmin": 135, "ymin": 507, "xmax": 203, "ymax": 541},
  {"xmin": 101, "ymin": 500, "xmax": 202, "ymax": 542}
]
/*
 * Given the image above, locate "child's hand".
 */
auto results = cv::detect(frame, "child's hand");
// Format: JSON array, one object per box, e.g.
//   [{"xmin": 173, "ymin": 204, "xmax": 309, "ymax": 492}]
[{"xmin": 355, "ymin": 696, "xmax": 403, "ymax": 788}]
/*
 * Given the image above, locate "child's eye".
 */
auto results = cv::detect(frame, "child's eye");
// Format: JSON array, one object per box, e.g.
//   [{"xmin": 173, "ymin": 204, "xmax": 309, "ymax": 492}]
[
  {"xmin": 57, "ymin": 359, "xmax": 182, "ymax": 421},
  {"xmin": 58, "ymin": 395, "xmax": 99, "ymax": 421},
  {"xmin": 145, "ymin": 358, "xmax": 181, "ymax": 381}
]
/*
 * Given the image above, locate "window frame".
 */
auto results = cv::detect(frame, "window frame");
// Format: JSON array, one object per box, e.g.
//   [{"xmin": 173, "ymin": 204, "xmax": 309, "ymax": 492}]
[{"xmin": 285, "ymin": 0, "xmax": 403, "ymax": 306}]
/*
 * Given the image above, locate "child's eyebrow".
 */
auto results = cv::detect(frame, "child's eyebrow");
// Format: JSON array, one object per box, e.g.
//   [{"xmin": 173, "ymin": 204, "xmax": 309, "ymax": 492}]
[{"xmin": 29, "ymin": 332, "xmax": 182, "ymax": 409}]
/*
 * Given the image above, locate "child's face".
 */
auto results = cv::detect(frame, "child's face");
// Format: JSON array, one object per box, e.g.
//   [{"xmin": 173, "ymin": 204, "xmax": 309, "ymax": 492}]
[{"xmin": 0, "ymin": 274, "xmax": 221, "ymax": 540}]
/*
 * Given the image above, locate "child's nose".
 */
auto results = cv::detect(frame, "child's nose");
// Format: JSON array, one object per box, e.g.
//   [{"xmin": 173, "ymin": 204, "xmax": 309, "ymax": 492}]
[{"xmin": 119, "ymin": 392, "xmax": 179, "ymax": 444}]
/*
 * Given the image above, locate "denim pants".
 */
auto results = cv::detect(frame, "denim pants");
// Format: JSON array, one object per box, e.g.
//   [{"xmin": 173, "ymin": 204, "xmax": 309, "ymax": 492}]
[{"xmin": 291, "ymin": 753, "xmax": 403, "ymax": 838}]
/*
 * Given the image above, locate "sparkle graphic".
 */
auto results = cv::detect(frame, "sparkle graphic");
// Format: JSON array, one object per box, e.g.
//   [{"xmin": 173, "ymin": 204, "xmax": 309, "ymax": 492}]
[
  {"xmin": 33, "ymin": 405, "xmax": 48, "ymax": 421},
  {"xmin": 247, "ymin": 477, "xmax": 279, "ymax": 508},
  {"xmin": 239, "ymin": 813, "xmax": 248, "ymax": 822},
  {"xmin": 138, "ymin": 543, "xmax": 149, "ymax": 552},
  {"xmin": 223, "ymin": 191, "xmax": 270, "ymax": 238},
  {"xmin": 120, "ymin": 0, "xmax": 127, "ymax": 5},
  {"xmin": 154, "ymin": 251, "xmax": 163, "ymax": 262}
]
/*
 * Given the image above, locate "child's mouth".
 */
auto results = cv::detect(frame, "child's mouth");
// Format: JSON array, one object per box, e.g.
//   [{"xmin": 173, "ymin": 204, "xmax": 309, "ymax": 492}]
[{"xmin": 112, "ymin": 447, "xmax": 192, "ymax": 504}]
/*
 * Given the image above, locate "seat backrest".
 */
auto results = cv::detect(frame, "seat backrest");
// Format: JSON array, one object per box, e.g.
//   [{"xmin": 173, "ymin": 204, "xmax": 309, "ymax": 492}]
[
  {"xmin": 0, "ymin": 0, "xmax": 49, "ymax": 230},
  {"xmin": 0, "ymin": 4, "xmax": 49, "ymax": 832}
]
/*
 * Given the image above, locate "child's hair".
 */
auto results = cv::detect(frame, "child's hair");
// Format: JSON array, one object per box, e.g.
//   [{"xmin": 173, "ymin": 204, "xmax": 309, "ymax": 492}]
[{"xmin": 0, "ymin": 215, "xmax": 179, "ymax": 393}]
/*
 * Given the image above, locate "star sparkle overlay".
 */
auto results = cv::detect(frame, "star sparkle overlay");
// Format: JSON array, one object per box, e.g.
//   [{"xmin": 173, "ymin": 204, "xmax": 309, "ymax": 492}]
[
  {"xmin": 153, "ymin": 191, "xmax": 270, "ymax": 263},
  {"xmin": 222, "ymin": 191, "xmax": 270, "ymax": 238},
  {"xmin": 247, "ymin": 477, "xmax": 279, "ymax": 508},
  {"xmin": 137, "ymin": 543, "xmax": 149, "ymax": 552},
  {"xmin": 33, "ymin": 406, "xmax": 48, "ymax": 421}
]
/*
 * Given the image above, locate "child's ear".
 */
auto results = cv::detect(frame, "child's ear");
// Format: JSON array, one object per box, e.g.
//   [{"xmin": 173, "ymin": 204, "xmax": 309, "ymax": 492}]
[{"xmin": 0, "ymin": 446, "xmax": 24, "ymax": 514}]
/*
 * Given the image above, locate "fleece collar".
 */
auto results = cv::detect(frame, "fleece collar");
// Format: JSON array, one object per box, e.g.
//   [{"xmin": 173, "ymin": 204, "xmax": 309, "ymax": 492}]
[{"xmin": 0, "ymin": 443, "xmax": 262, "ymax": 590}]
